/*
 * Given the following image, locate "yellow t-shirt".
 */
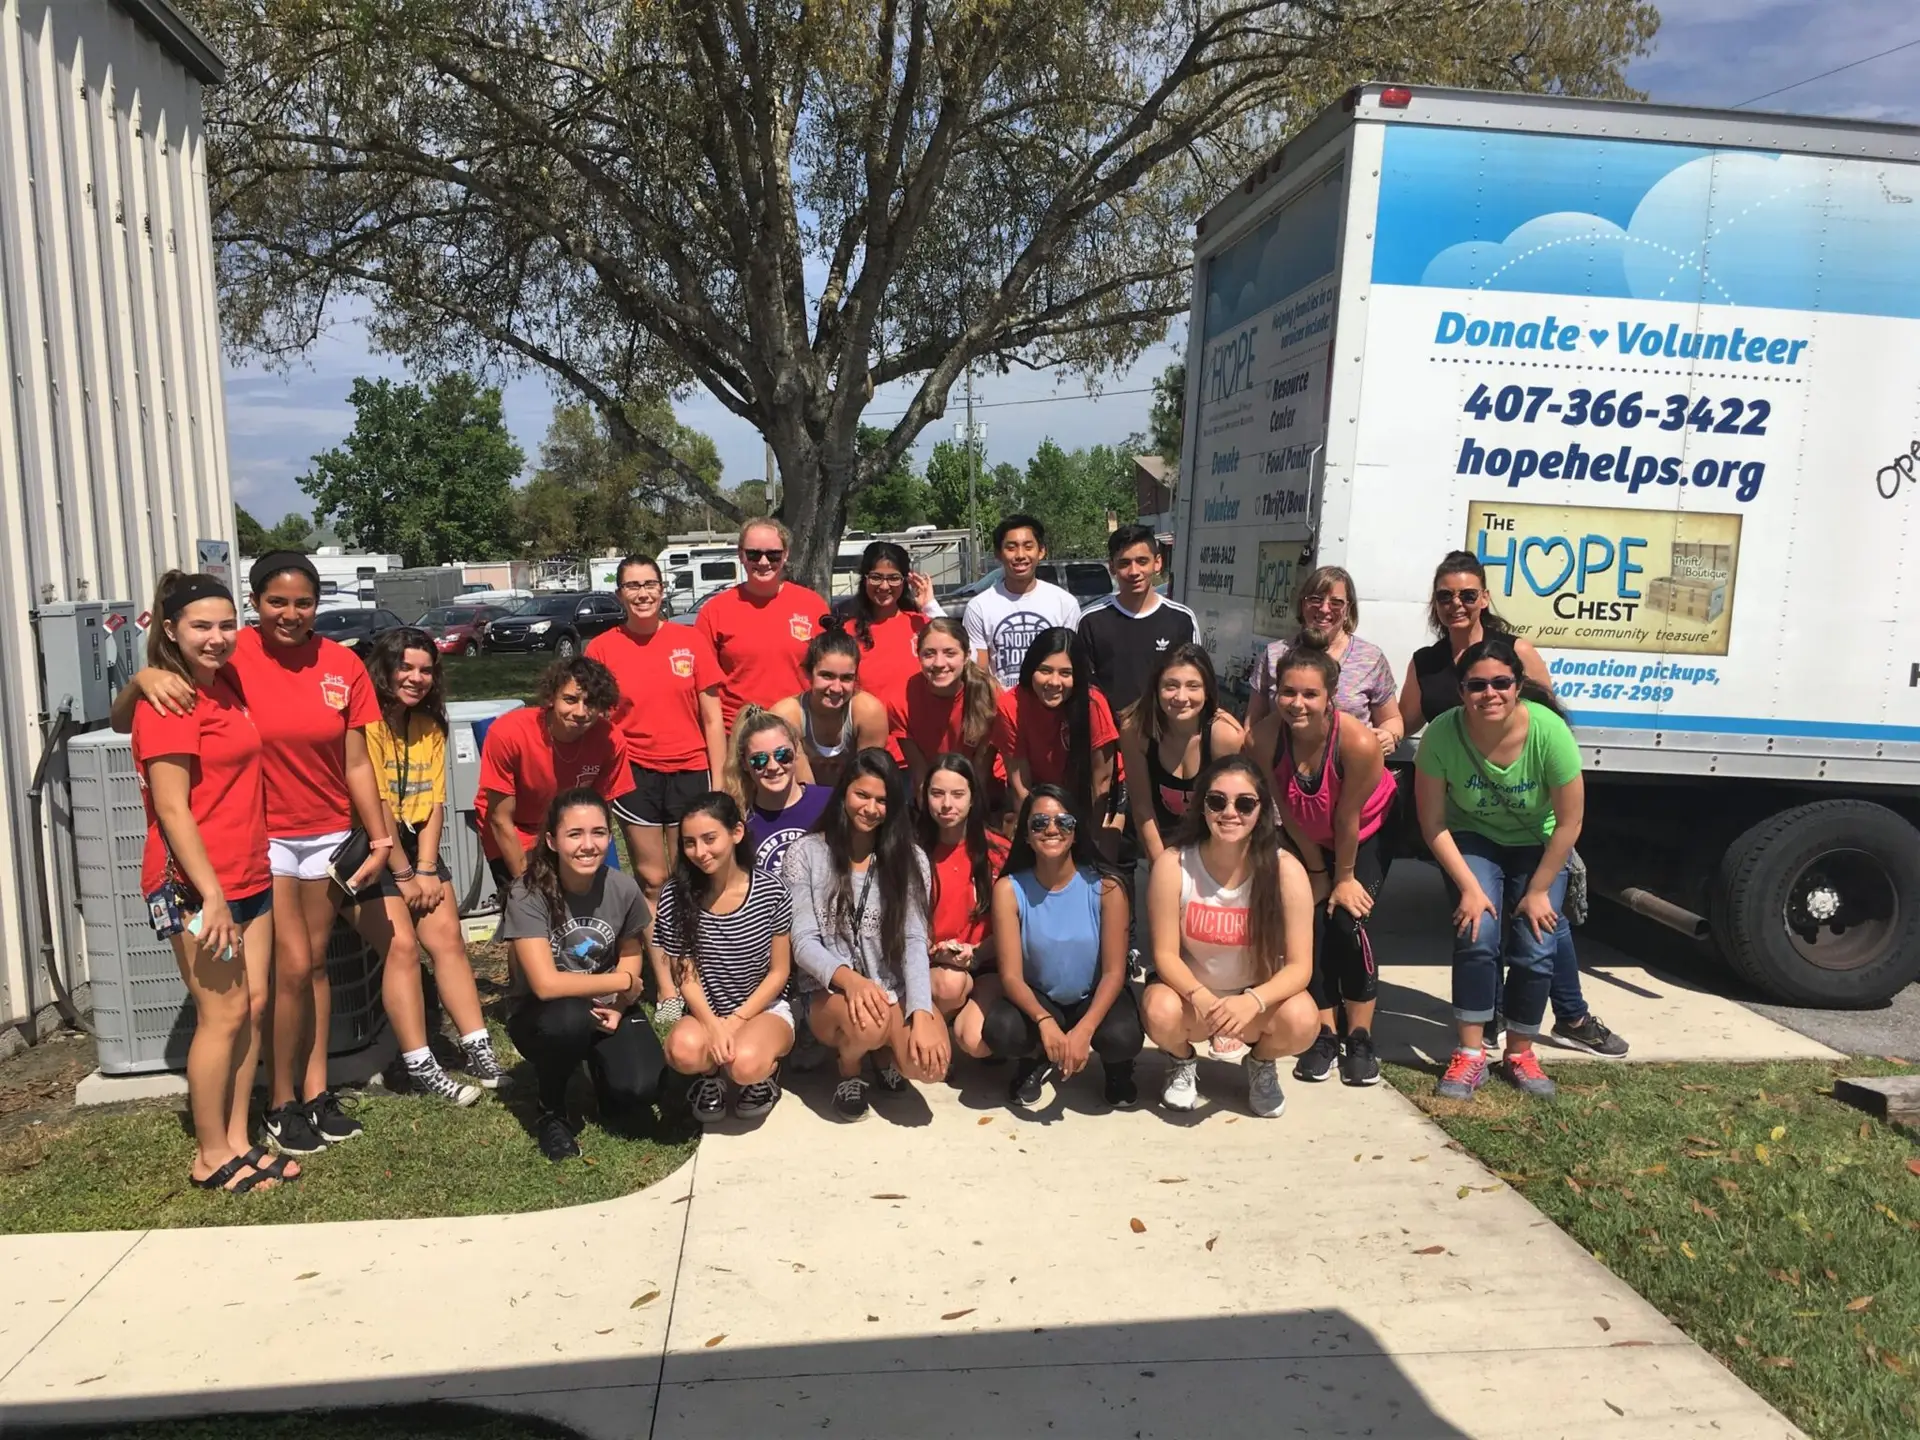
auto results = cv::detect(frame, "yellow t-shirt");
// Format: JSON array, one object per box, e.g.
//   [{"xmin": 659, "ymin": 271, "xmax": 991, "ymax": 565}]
[{"xmin": 364, "ymin": 712, "xmax": 447, "ymax": 826}]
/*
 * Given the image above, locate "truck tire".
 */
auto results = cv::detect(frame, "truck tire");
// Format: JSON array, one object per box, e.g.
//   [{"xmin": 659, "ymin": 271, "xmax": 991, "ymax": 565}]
[{"xmin": 1711, "ymin": 800, "xmax": 1920, "ymax": 1007}]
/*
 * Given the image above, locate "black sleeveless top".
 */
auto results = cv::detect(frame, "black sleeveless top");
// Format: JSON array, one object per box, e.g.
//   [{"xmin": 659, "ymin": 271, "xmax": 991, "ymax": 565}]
[
  {"xmin": 1144, "ymin": 719, "xmax": 1215, "ymax": 832},
  {"xmin": 1412, "ymin": 639, "xmax": 1463, "ymax": 726}
]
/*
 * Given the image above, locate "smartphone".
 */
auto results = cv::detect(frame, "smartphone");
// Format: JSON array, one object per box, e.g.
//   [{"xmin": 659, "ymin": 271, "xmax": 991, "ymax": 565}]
[{"xmin": 186, "ymin": 911, "xmax": 236, "ymax": 962}]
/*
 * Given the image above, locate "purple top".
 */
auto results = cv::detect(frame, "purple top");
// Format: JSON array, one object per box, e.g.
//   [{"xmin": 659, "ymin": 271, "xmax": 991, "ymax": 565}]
[
  {"xmin": 1254, "ymin": 634, "xmax": 1395, "ymax": 724},
  {"xmin": 748, "ymin": 783, "xmax": 834, "ymax": 878}
]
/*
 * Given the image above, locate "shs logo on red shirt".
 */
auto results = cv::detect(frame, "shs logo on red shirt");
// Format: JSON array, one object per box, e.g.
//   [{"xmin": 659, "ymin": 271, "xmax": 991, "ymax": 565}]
[
  {"xmin": 787, "ymin": 613, "xmax": 811, "ymax": 642},
  {"xmin": 670, "ymin": 648, "xmax": 695, "ymax": 679},
  {"xmin": 320, "ymin": 673, "xmax": 352, "ymax": 711}
]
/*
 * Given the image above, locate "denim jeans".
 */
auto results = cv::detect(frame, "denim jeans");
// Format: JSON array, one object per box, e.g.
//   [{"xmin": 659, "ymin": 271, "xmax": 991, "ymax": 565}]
[
  {"xmin": 1450, "ymin": 831, "xmax": 1569, "ymax": 1035},
  {"xmin": 1489, "ymin": 920, "xmax": 1588, "ymax": 1025}
]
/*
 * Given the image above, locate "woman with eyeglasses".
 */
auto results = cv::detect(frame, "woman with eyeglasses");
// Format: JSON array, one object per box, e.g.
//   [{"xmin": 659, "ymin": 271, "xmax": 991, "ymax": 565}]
[
  {"xmin": 1248, "ymin": 649, "xmax": 1397, "ymax": 1087},
  {"xmin": 890, "ymin": 618, "xmax": 999, "ymax": 795},
  {"xmin": 1246, "ymin": 566, "xmax": 1402, "ymax": 756},
  {"xmin": 695, "ymin": 520, "xmax": 828, "ymax": 731},
  {"xmin": 994, "ymin": 627, "xmax": 1118, "ymax": 824},
  {"xmin": 770, "ymin": 619, "xmax": 890, "ymax": 790},
  {"xmin": 729, "ymin": 709, "xmax": 833, "ymax": 876},
  {"xmin": 840, "ymin": 540, "xmax": 944, "ymax": 721},
  {"xmin": 981, "ymin": 786, "xmax": 1141, "ymax": 1109},
  {"xmin": 917, "ymin": 753, "xmax": 1010, "ymax": 1054},
  {"xmin": 1415, "ymin": 640, "xmax": 1586, "ymax": 1104},
  {"xmin": 1397, "ymin": 551, "xmax": 1627, "ymax": 1061},
  {"xmin": 1141, "ymin": 756, "xmax": 1318, "ymax": 1117},
  {"xmin": 588, "ymin": 553, "xmax": 729, "ymax": 1024}
]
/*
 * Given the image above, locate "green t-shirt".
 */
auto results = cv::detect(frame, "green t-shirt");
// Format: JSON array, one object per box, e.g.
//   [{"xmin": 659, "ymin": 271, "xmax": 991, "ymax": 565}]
[{"xmin": 1415, "ymin": 701, "xmax": 1581, "ymax": 847}]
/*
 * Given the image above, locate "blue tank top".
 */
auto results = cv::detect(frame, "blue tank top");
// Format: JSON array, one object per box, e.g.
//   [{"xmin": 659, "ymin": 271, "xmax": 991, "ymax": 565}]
[{"xmin": 1011, "ymin": 866, "xmax": 1104, "ymax": 1003}]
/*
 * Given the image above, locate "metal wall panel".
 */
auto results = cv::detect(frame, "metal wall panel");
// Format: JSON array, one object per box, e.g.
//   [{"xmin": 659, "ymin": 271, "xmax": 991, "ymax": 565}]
[{"xmin": 0, "ymin": 0, "xmax": 232, "ymax": 1030}]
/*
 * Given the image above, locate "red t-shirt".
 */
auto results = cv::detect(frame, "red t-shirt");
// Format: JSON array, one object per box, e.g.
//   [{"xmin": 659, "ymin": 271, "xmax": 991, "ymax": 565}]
[
  {"xmin": 855, "ymin": 609, "xmax": 933, "ymax": 720},
  {"xmin": 132, "ymin": 670, "xmax": 272, "ymax": 900},
  {"xmin": 888, "ymin": 673, "xmax": 973, "ymax": 760},
  {"xmin": 587, "ymin": 622, "xmax": 721, "ymax": 772},
  {"xmin": 928, "ymin": 831, "xmax": 1011, "ymax": 949},
  {"xmin": 695, "ymin": 582, "xmax": 828, "ymax": 728},
  {"xmin": 475, "ymin": 706, "xmax": 625, "ymax": 858},
  {"xmin": 993, "ymin": 686, "xmax": 1119, "ymax": 789},
  {"xmin": 227, "ymin": 626, "xmax": 379, "ymax": 837}
]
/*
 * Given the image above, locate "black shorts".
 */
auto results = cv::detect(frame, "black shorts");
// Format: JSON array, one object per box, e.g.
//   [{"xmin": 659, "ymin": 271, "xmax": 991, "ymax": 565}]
[{"xmin": 611, "ymin": 764, "xmax": 712, "ymax": 827}]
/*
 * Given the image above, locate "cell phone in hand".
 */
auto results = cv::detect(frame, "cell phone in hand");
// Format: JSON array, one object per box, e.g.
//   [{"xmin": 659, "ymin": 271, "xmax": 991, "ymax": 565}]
[{"xmin": 186, "ymin": 911, "xmax": 235, "ymax": 962}]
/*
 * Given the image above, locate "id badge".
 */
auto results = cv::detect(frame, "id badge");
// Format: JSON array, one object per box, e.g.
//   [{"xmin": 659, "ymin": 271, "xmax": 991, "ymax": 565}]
[{"xmin": 146, "ymin": 885, "xmax": 186, "ymax": 939}]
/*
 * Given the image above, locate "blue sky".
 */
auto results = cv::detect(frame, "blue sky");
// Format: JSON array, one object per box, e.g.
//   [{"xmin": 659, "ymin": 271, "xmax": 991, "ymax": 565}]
[{"xmin": 223, "ymin": 0, "xmax": 1920, "ymax": 523}]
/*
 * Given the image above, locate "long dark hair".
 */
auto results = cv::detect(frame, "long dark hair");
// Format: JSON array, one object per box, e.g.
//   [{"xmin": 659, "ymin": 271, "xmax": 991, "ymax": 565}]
[
  {"xmin": 1123, "ymin": 641, "xmax": 1218, "ymax": 745},
  {"xmin": 804, "ymin": 614, "xmax": 863, "ymax": 679},
  {"xmin": 916, "ymin": 752, "xmax": 995, "ymax": 923},
  {"xmin": 663, "ymin": 791, "xmax": 757, "ymax": 987},
  {"xmin": 848, "ymin": 540, "xmax": 914, "ymax": 645},
  {"xmin": 365, "ymin": 626, "xmax": 449, "ymax": 735},
  {"xmin": 523, "ymin": 787, "xmax": 615, "ymax": 932},
  {"xmin": 1167, "ymin": 755, "xmax": 1288, "ymax": 981},
  {"xmin": 817, "ymin": 748, "xmax": 926, "ymax": 970},
  {"xmin": 1454, "ymin": 636, "xmax": 1566, "ymax": 722},
  {"xmin": 1017, "ymin": 626, "xmax": 1096, "ymax": 816},
  {"xmin": 1427, "ymin": 549, "xmax": 1516, "ymax": 638},
  {"xmin": 1003, "ymin": 782, "xmax": 1105, "ymax": 879},
  {"xmin": 918, "ymin": 617, "xmax": 997, "ymax": 750}
]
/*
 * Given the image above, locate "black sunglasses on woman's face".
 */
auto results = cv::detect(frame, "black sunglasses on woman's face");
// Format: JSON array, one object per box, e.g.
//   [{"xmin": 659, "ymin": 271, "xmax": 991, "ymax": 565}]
[
  {"xmin": 1204, "ymin": 792, "xmax": 1262, "ymax": 817},
  {"xmin": 1462, "ymin": 676, "xmax": 1516, "ymax": 695},
  {"xmin": 1027, "ymin": 812, "xmax": 1078, "ymax": 836}
]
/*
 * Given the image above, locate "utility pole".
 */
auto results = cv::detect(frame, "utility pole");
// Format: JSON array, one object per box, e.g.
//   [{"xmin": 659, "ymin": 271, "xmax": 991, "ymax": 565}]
[{"xmin": 963, "ymin": 369, "xmax": 981, "ymax": 579}]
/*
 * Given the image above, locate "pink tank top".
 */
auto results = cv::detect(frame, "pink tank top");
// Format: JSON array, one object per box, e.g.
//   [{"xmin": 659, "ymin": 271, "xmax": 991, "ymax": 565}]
[{"xmin": 1276, "ymin": 710, "xmax": 1396, "ymax": 849}]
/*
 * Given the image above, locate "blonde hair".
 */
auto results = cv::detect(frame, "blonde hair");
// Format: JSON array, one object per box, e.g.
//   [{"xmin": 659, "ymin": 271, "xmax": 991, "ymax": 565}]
[
  {"xmin": 726, "ymin": 707, "xmax": 803, "ymax": 810},
  {"xmin": 739, "ymin": 517, "xmax": 792, "ymax": 551}
]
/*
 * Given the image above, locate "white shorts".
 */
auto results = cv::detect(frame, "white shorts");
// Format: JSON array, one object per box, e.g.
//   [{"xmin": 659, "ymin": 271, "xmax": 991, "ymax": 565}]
[{"xmin": 268, "ymin": 829, "xmax": 351, "ymax": 881}]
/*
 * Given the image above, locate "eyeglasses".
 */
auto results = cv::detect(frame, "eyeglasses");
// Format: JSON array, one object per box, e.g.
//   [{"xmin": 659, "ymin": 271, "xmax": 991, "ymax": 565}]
[
  {"xmin": 1434, "ymin": 587, "xmax": 1483, "ymax": 607},
  {"xmin": 747, "ymin": 746, "xmax": 796, "ymax": 771},
  {"xmin": 1303, "ymin": 594, "xmax": 1349, "ymax": 614},
  {"xmin": 619, "ymin": 580, "xmax": 663, "ymax": 594},
  {"xmin": 1462, "ymin": 675, "xmax": 1516, "ymax": 694},
  {"xmin": 1204, "ymin": 792, "xmax": 1263, "ymax": 817},
  {"xmin": 743, "ymin": 548, "xmax": 785, "ymax": 564},
  {"xmin": 866, "ymin": 572, "xmax": 906, "ymax": 587},
  {"xmin": 1027, "ymin": 812, "xmax": 1079, "ymax": 836}
]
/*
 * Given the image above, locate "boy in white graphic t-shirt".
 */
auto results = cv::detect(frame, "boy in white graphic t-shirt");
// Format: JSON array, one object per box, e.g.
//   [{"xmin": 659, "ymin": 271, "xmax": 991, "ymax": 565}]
[{"xmin": 963, "ymin": 513, "xmax": 1082, "ymax": 687}]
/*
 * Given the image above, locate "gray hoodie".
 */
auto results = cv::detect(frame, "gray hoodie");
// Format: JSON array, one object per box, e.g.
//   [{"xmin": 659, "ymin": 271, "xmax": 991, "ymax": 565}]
[{"xmin": 780, "ymin": 833, "xmax": 933, "ymax": 1018}]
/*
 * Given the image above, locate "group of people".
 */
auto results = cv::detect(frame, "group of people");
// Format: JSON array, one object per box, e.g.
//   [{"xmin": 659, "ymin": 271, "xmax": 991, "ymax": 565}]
[{"xmin": 123, "ymin": 514, "xmax": 1626, "ymax": 1188}]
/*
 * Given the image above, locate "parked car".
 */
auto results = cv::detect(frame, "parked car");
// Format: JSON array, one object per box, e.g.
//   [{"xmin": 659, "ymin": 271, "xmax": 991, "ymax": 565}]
[
  {"xmin": 482, "ymin": 591, "xmax": 624, "ymax": 658},
  {"xmin": 415, "ymin": 603, "xmax": 508, "ymax": 657},
  {"xmin": 942, "ymin": 561, "xmax": 1116, "ymax": 607},
  {"xmin": 311, "ymin": 606, "xmax": 408, "ymax": 651}
]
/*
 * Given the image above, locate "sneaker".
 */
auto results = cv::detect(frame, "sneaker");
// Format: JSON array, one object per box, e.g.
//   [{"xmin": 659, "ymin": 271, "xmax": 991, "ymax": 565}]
[
  {"xmin": 1552, "ymin": 1012, "xmax": 1629, "ymax": 1057},
  {"xmin": 1339, "ymin": 1027, "xmax": 1382, "ymax": 1087},
  {"xmin": 1502, "ymin": 1048, "xmax": 1558, "ymax": 1098},
  {"xmin": 1436, "ymin": 1048, "xmax": 1489, "ymax": 1101},
  {"xmin": 1247, "ymin": 1057, "xmax": 1287, "ymax": 1118},
  {"xmin": 1127, "ymin": 948, "xmax": 1148, "ymax": 985},
  {"xmin": 306, "ymin": 1091, "xmax": 362, "ymax": 1143},
  {"xmin": 1293, "ymin": 1027, "xmax": 1340, "ymax": 1082},
  {"xmin": 1485, "ymin": 1012, "xmax": 1506, "ymax": 1053},
  {"xmin": 534, "ymin": 1109, "xmax": 580, "ymax": 1161},
  {"xmin": 734, "ymin": 1076, "xmax": 781, "ymax": 1119},
  {"xmin": 873, "ymin": 1058, "xmax": 909, "ymax": 1092},
  {"xmin": 1161, "ymin": 1054, "xmax": 1200, "ymax": 1111},
  {"xmin": 1103, "ymin": 1061, "xmax": 1140, "ymax": 1109},
  {"xmin": 832, "ymin": 1075, "xmax": 870, "ymax": 1122},
  {"xmin": 654, "ymin": 995, "xmax": 687, "ymax": 1026},
  {"xmin": 264, "ymin": 1102, "xmax": 326, "ymax": 1156},
  {"xmin": 689, "ymin": 1074, "xmax": 728, "ymax": 1124},
  {"xmin": 1009, "ymin": 1058, "xmax": 1056, "ymax": 1109},
  {"xmin": 406, "ymin": 1059, "xmax": 482, "ymax": 1107},
  {"xmin": 461, "ymin": 1036, "xmax": 510, "ymax": 1090}
]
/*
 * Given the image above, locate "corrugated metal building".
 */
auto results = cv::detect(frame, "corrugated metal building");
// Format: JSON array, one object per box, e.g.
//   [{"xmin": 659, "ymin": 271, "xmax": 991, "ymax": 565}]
[{"xmin": 0, "ymin": 0, "xmax": 230, "ymax": 1040}]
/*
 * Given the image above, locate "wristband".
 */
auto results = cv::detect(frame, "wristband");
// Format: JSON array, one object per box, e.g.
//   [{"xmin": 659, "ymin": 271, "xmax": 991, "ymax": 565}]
[
  {"xmin": 1305, "ymin": 866, "xmax": 1327, "ymax": 875},
  {"xmin": 369, "ymin": 837, "xmax": 395, "ymax": 852},
  {"xmin": 1032, "ymin": 1012, "xmax": 1057, "ymax": 1029}
]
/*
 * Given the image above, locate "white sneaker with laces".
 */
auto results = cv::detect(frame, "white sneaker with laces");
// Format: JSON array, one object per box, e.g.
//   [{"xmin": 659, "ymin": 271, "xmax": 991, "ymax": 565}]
[{"xmin": 1161, "ymin": 1054, "xmax": 1200, "ymax": 1111}]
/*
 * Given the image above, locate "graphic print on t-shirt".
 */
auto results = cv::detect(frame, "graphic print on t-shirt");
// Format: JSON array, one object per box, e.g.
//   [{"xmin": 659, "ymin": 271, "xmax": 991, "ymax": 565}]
[
  {"xmin": 670, "ymin": 648, "xmax": 695, "ymax": 678},
  {"xmin": 1184, "ymin": 897, "xmax": 1248, "ymax": 948},
  {"xmin": 990, "ymin": 609, "xmax": 1052, "ymax": 684},
  {"xmin": 320, "ymin": 672, "xmax": 350, "ymax": 711},
  {"xmin": 550, "ymin": 912, "xmax": 618, "ymax": 973}
]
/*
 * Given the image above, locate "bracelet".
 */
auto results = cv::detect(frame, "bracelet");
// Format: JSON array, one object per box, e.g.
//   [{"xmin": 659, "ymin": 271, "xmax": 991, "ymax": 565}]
[
  {"xmin": 1032, "ymin": 1012, "xmax": 1057, "ymax": 1029},
  {"xmin": 392, "ymin": 866, "xmax": 417, "ymax": 882},
  {"xmin": 1305, "ymin": 866, "xmax": 1327, "ymax": 875},
  {"xmin": 1250, "ymin": 991, "xmax": 1269, "ymax": 1014}
]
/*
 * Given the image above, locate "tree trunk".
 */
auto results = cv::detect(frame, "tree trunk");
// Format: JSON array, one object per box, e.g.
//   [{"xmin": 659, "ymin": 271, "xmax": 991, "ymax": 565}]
[{"xmin": 780, "ymin": 427, "xmax": 858, "ymax": 595}]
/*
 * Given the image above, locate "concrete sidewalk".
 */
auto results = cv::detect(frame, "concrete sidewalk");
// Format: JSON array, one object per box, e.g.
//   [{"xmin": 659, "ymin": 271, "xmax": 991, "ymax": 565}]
[{"xmin": 1, "ymin": 1049, "xmax": 1806, "ymax": 1438}]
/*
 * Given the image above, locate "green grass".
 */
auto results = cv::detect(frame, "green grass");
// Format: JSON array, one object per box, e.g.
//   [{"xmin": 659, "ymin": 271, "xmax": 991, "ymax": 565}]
[
  {"xmin": 443, "ymin": 653, "xmax": 549, "ymax": 702},
  {"xmin": 14, "ymin": 1402, "xmax": 582, "ymax": 1439},
  {"xmin": 1385, "ymin": 1057, "xmax": 1920, "ymax": 1440}
]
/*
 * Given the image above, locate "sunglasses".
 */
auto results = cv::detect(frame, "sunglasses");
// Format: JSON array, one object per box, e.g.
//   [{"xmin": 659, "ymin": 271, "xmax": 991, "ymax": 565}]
[
  {"xmin": 1027, "ymin": 812, "xmax": 1079, "ymax": 836},
  {"xmin": 747, "ymin": 746, "xmax": 796, "ymax": 771},
  {"xmin": 1204, "ymin": 792, "xmax": 1263, "ymax": 817},
  {"xmin": 743, "ymin": 548, "xmax": 785, "ymax": 564},
  {"xmin": 1434, "ymin": 587, "xmax": 1483, "ymax": 607},
  {"xmin": 1463, "ymin": 676, "xmax": 1517, "ymax": 694}
]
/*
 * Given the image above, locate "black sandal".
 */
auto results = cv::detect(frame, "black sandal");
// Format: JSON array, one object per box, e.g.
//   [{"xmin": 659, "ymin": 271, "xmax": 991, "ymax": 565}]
[
  {"xmin": 242, "ymin": 1145, "xmax": 301, "ymax": 1183},
  {"xmin": 191, "ymin": 1155, "xmax": 273, "ymax": 1194}
]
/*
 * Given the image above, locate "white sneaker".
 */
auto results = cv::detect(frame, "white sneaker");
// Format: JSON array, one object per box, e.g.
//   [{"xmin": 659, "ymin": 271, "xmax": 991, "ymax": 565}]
[
  {"xmin": 1161, "ymin": 1054, "xmax": 1200, "ymax": 1111},
  {"xmin": 1247, "ymin": 1057, "xmax": 1287, "ymax": 1119}
]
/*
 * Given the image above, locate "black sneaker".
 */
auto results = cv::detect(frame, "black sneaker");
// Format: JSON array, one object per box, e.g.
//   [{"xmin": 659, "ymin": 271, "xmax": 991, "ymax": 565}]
[
  {"xmin": 832, "ymin": 1075, "xmax": 870, "ymax": 1122},
  {"xmin": 1552, "ymin": 1012, "xmax": 1630, "ymax": 1057},
  {"xmin": 734, "ymin": 1076, "xmax": 781, "ymax": 1119},
  {"xmin": 534, "ymin": 1109, "xmax": 580, "ymax": 1161},
  {"xmin": 1102, "ymin": 1061, "xmax": 1140, "ymax": 1109},
  {"xmin": 461, "ymin": 1036, "xmax": 510, "ymax": 1090},
  {"xmin": 873, "ymin": 1057, "xmax": 909, "ymax": 1092},
  {"xmin": 1339, "ymin": 1027, "xmax": 1382, "ymax": 1086},
  {"xmin": 264, "ymin": 1102, "xmax": 326, "ymax": 1156},
  {"xmin": 1293, "ymin": 1027, "xmax": 1340, "ymax": 1083},
  {"xmin": 1009, "ymin": 1058, "xmax": 1057, "ymax": 1109},
  {"xmin": 689, "ymin": 1074, "xmax": 727, "ymax": 1125},
  {"xmin": 1486, "ymin": 1012, "xmax": 1506, "ymax": 1053},
  {"xmin": 307, "ymin": 1091, "xmax": 362, "ymax": 1143}
]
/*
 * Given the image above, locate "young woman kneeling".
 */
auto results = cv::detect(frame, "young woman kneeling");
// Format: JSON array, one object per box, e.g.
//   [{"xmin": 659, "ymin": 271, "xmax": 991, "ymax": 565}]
[
  {"xmin": 501, "ymin": 790, "xmax": 663, "ymax": 1161},
  {"xmin": 917, "ymin": 752, "xmax": 1009, "ymax": 1057},
  {"xmin": 656, "ymin": 793, "xmax": 796, "ymax": 1123},
  {"xmin": 1142, "ymin": 756, "xmax": 1318, "ymax": 1117},
  {"xmin": 981, "ymin": 786, "xmax": 1142, "ymax": 1109},
  {"xmin": 782, "ymin": 748, "xmax": 950, "ymax": 1121}
]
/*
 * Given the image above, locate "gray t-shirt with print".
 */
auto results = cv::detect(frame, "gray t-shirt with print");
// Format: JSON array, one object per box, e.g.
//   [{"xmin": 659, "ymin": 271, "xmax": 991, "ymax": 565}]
[{"xmin": 500, "ymin": 868, "xmax": 651, "ymax": 999}]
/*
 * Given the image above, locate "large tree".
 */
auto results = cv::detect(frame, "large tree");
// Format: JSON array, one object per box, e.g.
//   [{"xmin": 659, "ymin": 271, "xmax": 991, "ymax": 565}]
[
  {"xmin": 234, "ymin": 505, "xmax": 314, "ymax": 553},
  {"xmin": 189, "ymin": 0, "xmax": 1657, "ymax": 589},
  {"xmin": 517, "ymin": 401, "xmax": 724, "ymax": 556},
  {"xmin": 299, "ymin": 373, "xmax": 523, "ymax": 564}
]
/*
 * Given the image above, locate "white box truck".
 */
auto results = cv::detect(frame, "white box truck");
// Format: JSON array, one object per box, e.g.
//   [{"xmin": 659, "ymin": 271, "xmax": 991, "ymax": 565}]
[{"xmin": 1173, "ymin": 83, "xmax": 1920, "ymax": 1007}]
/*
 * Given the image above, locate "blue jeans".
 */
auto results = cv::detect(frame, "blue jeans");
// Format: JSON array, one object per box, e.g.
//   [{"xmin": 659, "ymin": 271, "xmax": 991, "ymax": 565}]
[
  {"xmin": 1450, "ymin": 832, "xmax": 1569, "ymax": 1035},
  {"xmin": 1489, "ymin": 920, "xmax": 1588, "ymax": 1026}
]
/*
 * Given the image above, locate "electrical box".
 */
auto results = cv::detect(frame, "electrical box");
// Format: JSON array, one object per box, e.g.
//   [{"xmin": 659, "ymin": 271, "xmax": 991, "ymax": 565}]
[
  {"xmin": 446, "ymin": 699, "xmax": 525, "ymax": 914},
  {"xmin": 36, "ymin": 602, "xmax": 110, "ymax": 723},
  {"xmin": 103, "ymin": 601, "xmax": 143, "ymax": 695}
]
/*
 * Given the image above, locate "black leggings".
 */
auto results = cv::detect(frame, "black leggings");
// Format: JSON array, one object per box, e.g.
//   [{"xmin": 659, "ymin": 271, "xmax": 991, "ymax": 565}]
[
  {"xmin": 982, "ymin": 987, "xmax": 1145, "ymax": 1067},
  {"xmin": 1308, "ymin": 830, "xmax": 1385, "ymax": 1010},
  {"xmin": 506, "ymin": 997, "xmax": 666, "ymax": 1119}
]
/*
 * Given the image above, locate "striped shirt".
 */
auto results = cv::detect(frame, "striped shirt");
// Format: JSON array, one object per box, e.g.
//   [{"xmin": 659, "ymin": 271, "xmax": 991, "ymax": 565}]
[{"xmin": 652, "ymin": 868, "xmax": 792, "ymax": 1017}]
